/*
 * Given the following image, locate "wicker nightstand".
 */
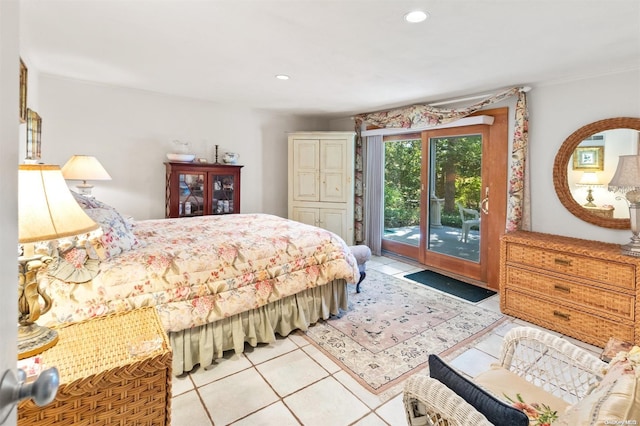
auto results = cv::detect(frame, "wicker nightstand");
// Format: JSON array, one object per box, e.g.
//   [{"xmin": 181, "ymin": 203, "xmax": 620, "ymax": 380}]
[{"xmin": 18, "ymin": 307, "xmax": 172, "ymax": 425}]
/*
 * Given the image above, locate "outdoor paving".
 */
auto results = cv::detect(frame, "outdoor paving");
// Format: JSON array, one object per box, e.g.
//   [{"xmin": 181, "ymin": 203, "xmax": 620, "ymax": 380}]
[{"xmin": 384, "ymin": 225, "xmax": 480, "ymax": 262}]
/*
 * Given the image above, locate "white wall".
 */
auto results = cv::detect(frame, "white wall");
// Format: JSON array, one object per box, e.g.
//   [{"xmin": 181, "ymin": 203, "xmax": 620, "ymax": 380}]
[
  {"xmin": 329, "ymin": 70, "xmax": 640, "ymax": 245},
  {"xmin": 35, "ymin": 75, "xmax": 329, "ymax": 220},
  {"xmin": 30, "ymin": 68, "xmax": 640, "ymax": 245},
  {"xmin": 529, "ymin": 70, "xmax": 640, "ymax": 244},
  {"xmin": 1, "ymin": 0, "xmax": 19, "ymax": 423}
]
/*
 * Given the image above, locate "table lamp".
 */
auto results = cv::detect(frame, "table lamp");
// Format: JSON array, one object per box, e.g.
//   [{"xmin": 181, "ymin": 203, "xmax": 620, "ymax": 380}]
[
  {"xmin": 608, "ymin": 155, "xmax": 640, "ymax": 256},
  {"xmin": 61, "ymin": 155, "xmax": 111, "ymax": 197},
  {"xmin": 18, "ymin": 164, "xmax": 100, "ymax": 359},
  {"xmin": 577, "ymin": 171, "xmax": 602, "ymax": 207}
]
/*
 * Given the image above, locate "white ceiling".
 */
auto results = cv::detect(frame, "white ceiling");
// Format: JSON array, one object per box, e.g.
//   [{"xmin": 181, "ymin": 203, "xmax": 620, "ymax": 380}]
[{"xmin": 19, "ymin": 0, "xmax": 640, "ymax": 118}]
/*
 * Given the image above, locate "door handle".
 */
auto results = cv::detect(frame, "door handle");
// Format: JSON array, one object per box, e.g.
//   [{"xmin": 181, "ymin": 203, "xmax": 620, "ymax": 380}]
[
  {"xmin": 0, "ymin": 367, "xmax": 59, "ymax": 424},
  {"xmin": 481, "ymin": 187, "xmax": 489, "ymax": 215}
]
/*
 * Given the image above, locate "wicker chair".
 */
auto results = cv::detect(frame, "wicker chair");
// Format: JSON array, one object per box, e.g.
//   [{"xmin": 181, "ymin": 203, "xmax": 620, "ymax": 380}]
[
  {"xmin": 403, "ymin": 327, "xmax": 608, "ymax": 426},
  {"xmin": 457, "ymin": 202, "xmax": 480, "ymax": 243}
]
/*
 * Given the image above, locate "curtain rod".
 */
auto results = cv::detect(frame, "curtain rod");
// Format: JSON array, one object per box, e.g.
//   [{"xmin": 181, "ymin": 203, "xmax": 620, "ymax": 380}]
[
  {"xmin": 429, "ymin": 86, "xmax": 531, "ymax": 107},
  {"xmin": 360, "ymin": 115, "xmax": 495, "ymax": 137},
  {"xmin": 352, "ymin": 86, "xmax": 532, "ymax": 119}
]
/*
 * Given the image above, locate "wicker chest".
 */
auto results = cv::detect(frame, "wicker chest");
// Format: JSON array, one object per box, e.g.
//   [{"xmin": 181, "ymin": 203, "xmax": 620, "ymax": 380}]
[
  {"xmin": 500, "ymin": 231, "xmax": 639, "ymax": 348},
  {"xmin": 18, "ymin": 307, "xmax": 172, "ymax": 425}
]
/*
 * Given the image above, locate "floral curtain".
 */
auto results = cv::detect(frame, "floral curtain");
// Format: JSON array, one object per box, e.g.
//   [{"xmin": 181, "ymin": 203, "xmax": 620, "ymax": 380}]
[
  {"xmin": 353, "ymin": 86, "xmax": 529, "ymax": 244},
  {"xmin": 506, "ymin": 90, "xmax": 530, "ymax": 231}
]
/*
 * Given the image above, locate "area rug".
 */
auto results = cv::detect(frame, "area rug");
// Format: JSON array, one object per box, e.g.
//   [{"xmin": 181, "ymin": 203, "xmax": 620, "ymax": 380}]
[
  {"xmin": 404, "ymin": 269, "xmax": 496, "ymax": 302},
  {"xmin": 303, "ymin": 269, "xmax": 506, "ymax": 394}
]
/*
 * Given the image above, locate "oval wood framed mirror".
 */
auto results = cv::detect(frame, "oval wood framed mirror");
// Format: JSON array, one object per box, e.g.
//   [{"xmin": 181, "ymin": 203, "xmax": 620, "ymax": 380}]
[{"xmin": 553, "ymin": 117, "xmax": 640, "ymax": 229}]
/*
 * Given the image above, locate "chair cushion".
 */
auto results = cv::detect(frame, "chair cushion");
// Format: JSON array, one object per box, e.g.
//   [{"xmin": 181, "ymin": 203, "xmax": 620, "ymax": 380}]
[
  {"xmin": 555, "ymin": 356, "xmax": 640, "ymax": 425},
  {"xmin": 428, "ymin": 355, "xmax": 529, "ymax": 426},
  {"xmin": 475, "ymin": 365, "xmax": 570, "ymax": 424}
]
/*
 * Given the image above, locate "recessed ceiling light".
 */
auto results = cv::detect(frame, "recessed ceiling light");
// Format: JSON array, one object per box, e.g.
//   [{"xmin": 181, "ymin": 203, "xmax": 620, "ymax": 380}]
[
  {"xmin": 404, "ymin": 10, "xmax": 428, "ymax": 23},
  {"xmin": 275, "ymin": 74, "xmax": 290, "ymax": 80}
]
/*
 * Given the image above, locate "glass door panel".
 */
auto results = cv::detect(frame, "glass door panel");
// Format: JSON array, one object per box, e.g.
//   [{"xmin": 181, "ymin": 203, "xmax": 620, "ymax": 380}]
[
  {"xmin": 179, "ymin": 172, "xmax": 205, "ymax": 217},
  {"xmin": 211, "ymin": 174, "xmax": 236, "ymax": 214},
  {"xmin": 382, "ymin": 139, "xmax": 422, "ymax": 247},
  {"xmin": 427, "ymin": 134, "xmax": 482, "ymax": 262}
]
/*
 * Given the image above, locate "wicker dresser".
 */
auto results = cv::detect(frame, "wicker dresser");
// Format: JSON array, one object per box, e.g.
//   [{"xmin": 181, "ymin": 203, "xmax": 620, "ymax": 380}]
[
  {"xmin": 18, "ymin": 307, "xmax": 172, "ymax": 425},
  {"xmin": 500, "ymin": 231, "xmax": 638, "ymax": 348}
]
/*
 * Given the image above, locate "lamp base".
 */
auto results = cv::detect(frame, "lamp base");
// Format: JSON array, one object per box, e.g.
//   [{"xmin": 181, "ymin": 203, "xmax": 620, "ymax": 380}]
[
  {"xmin": 76, "ymin": 182, "xmax": 94, "ymax": 197},
  {"xmin": 583, "ymin": 187, "xmax": 596, "ymax": 207},
  {"xmin": 621, "ymin": 245, "xmax": 640, "ymax": 257},
  {"xmin": 623, "ymin": 201, "xmax": 640, "ymax": 257},
  {"xmin": 18, "ymin": 323, "xmax": 58, "ymax": 360}
]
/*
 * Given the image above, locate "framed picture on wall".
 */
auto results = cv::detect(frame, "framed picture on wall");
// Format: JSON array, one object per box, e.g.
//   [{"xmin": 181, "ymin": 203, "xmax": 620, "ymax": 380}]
[
  {"xmin": 573, "ymin": 146, "xmax": 604, "ymax": 171},
  {"xmin": 19, "ymin": 58, "xmax": 27, "ymax": 123},
  {"xmin": 25, "ymin": 109, "xmax": 42, "ymax": 163}
]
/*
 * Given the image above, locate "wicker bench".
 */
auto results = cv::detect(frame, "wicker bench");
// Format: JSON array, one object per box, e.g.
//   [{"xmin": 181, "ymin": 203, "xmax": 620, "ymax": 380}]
[{"xmin": 348, "ymin": 245, "xmax": 371, "ymax": 293}]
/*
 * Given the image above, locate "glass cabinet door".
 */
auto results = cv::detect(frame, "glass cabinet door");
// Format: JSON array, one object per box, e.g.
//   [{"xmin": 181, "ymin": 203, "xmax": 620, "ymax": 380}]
[
  {"xmin": 179, "ymin": 172, "xmax": 205, "ymax": 217},
  {"xmin": 210, "ymin": 173, "xmax": 236, "ymax": 214}
]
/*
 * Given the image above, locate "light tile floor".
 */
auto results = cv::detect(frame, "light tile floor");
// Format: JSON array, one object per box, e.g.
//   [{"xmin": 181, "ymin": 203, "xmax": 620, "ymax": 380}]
[{"xmin": 171, "ymin": 255, "xmax": 602, "ymax": 426}]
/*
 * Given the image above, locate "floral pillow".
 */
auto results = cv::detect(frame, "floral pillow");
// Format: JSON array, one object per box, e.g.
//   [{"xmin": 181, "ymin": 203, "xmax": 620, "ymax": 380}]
[
  {"xmin": 70, "ymin": 191, "xmax": 103, "ymax": 209},
  {"xmin": 83, "ymin": 207, "xmax": 141, "ymax": 260},
  {"xmin": 49, "ymin": 244, "xmax": 100, "ymax": 283},
  {"xmin": 503, "ymin": 393, "xmax": 558, "ymax": 426},
  {"xmin": 70, "ymin": 191, "xmax": 142, "ymax": 258}
]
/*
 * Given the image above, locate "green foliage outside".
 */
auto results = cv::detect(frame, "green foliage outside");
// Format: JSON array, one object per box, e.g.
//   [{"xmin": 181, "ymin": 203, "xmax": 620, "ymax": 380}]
[
  {"xmin": 384, "ymin": 140, "xmax": 421, "ymax": 228},
  {"xmin": 384, "ymin": 136, "xmax": 482, "ymax": 229}
]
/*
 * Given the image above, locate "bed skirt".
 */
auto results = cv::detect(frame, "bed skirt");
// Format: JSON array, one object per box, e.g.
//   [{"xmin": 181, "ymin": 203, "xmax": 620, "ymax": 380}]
[{"xmin": 169, "ymin": 279, "xmax": 349, "ymax": 375}]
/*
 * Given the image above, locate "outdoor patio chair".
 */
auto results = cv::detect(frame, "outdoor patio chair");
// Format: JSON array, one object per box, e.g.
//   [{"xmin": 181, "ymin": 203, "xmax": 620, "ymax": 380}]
[
  {"xmin": 457, "ymin": 203, "xmax": 480, "ymax": 243},
  {"xmin": 403, "ymin": 326, "xmax": 639, "ymax": 426}
]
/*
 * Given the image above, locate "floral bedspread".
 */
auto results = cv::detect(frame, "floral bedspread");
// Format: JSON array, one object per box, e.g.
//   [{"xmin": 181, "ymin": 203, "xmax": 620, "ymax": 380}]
[{"xmin": 39, "ymin": 214, "xmax": 359, "ymax": 332}]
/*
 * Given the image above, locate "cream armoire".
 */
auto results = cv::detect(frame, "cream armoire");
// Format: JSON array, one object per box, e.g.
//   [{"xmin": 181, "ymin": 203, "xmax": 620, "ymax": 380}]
[{"xmin": 287, "ymin": 132, "xmax": 355, "ymax": 245}]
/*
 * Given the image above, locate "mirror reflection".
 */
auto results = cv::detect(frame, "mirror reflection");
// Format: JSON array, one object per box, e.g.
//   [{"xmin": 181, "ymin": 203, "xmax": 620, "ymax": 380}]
[{"xmin": 567, "ymin": 129, "xmax": 640, "ymax": 219}]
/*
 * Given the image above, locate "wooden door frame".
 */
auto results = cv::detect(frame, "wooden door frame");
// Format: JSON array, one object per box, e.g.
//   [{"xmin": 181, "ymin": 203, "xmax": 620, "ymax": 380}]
[
  {"xmin": 419, "ymin": 124, "xmax": 490, "ymax": 281},
  {"xmin": 381, "ymin": 108, "xmax": 508, "ymax": 289},
  {"xmin": 479, "ymin": 107, "xmax": 509, "ymax": 289}
]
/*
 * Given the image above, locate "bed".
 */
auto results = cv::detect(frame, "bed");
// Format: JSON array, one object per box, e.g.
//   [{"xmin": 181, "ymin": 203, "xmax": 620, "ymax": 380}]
[{"xmin": 38, "ymin": 194, "xmax": 359, "ymax": 375}]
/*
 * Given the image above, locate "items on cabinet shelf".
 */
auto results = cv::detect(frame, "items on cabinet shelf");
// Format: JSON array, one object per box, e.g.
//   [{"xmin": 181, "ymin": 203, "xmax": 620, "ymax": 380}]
[
  {"xmin": 287, "ymin": 131, "xmax": 355, "ymax": 245},
  {"xmin": 500, "ymin": 230, "xmax": 639, "ymax": 348},
  {"xmin": 165, "ymin": 161, "xmax": 242, "ymax": 218}
]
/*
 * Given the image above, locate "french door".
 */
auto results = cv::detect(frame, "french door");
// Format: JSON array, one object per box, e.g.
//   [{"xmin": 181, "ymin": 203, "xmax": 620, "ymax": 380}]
[
  {"xmin": 382, "ymin": 108, "xmax": 508, "ymax": 288},
  {"xmin": 419, "ymin": 124, "xmax": 489, "ymax": 282}
]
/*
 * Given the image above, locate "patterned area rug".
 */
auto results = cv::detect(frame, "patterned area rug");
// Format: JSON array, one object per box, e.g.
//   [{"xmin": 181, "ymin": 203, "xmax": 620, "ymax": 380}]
[{"xmin": 303, "ymin": 269, "xmax": 506, "ymax": 394}]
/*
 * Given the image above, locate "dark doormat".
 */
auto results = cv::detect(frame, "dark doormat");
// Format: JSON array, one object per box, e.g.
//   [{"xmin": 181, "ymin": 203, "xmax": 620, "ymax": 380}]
[{"xmin": 404, "ymin": 270, "xmax": 496, "ymax": 302}]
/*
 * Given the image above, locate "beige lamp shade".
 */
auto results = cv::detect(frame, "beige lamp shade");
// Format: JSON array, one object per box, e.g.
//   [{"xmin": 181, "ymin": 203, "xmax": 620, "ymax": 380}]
[
  {"xmin": 608, "ymin": 155, "xmax": 640, "ymax": 193},
  {"xmin": 19, "ymin": 164, "xmax": 100, "ymax": 243},
  {"xmin": 577, "ymin": 171, "xmax": 601, "ymax": 186},
  {"xmin": 61, "ymin": 155, "xmax": 112, "ymax": 181}
]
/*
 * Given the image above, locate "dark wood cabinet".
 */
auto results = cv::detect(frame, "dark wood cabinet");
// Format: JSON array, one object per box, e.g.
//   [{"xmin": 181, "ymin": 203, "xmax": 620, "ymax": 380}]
[{"xmin": 165, "ymin": 162, "xmax": 242, "ymax": 218}]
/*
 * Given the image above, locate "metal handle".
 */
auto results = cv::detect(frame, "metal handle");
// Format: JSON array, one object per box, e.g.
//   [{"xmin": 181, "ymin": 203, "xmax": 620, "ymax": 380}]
[
  {"xmin": 554, "ymin": 258, "xmax": 572, "ymax": 266},
  {"xmin": 553, "ymin": 310, "xmax": 571, "ymax": 321},
  {"xmin": 481, "ymin": 187, "xmax": 489, "ymax": 215},
  {"xmin": 0, "ymin": 367, "xmax": 59, "ymax": 424}
]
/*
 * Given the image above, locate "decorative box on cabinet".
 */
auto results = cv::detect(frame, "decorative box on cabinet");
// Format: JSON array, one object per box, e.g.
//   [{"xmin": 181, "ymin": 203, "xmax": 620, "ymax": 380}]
[
  {"xmin": 18, "ymin": 307, "xmax": 172, "ymax": 425},
  {"xmin": 165, "ymin": 162, "xmax": 242, "ymax": 218},
  {"xmin": 500, "ymin": 231, "xmax": 639, "ymax": 348},
  {"xmin": 584, "ymin": 205, "xmax": 614, "ymax": 218},
  {"xmin": 288, "ymin": 131, "xmax": 355, "ymax": 245}
]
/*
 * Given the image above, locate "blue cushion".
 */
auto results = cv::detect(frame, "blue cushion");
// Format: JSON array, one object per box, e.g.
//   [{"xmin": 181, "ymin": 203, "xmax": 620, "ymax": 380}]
[{"xmin": 428, "ymin": 354, "xmax": 528, "ymax": 426}]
